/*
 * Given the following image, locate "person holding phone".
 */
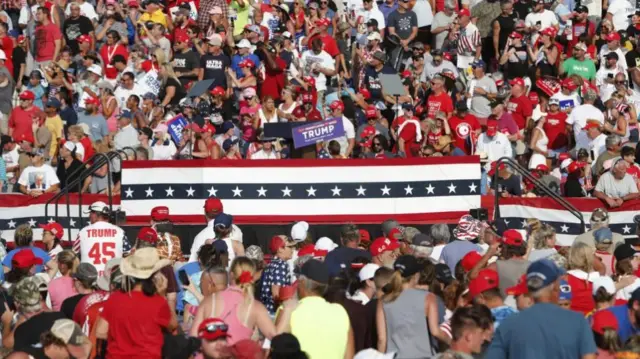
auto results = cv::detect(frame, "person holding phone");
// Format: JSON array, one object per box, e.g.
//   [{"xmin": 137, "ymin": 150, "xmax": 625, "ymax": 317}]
[{"xmin": 523, "ymin": 0, "xmax": 558, "ymax": 43}]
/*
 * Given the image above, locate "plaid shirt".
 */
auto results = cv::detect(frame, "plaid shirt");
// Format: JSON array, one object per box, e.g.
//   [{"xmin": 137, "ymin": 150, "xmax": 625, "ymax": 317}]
[{"xmin": 197, "ymin": 0, "xmax": 228, "ymax": 33}]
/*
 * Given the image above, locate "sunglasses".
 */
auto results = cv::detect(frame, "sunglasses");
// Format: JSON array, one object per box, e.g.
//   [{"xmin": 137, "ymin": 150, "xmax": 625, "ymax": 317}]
[
  {"xmin": 200, "ymin": 322, "xmax": 229, "ymax": 335},
  {"xmin": 245, "ymin": 96, "xmax": 254, "ymax": 100}
]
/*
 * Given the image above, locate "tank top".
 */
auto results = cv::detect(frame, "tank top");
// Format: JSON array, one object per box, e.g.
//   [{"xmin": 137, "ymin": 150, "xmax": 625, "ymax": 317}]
[
  {"xmin": 103, "ymin": 97, "xmax": 120, "ymax": 133},
  {"xmin": 494, "ymin": 14, "xmax": 517, "ymax": 51},
  {"xmin": 567, "ymin": 270, "xmax": 598, "ymax": 315},
  {"xmin": 211, "ymin": 287, "xmax": 254, "ymax": 345},
  {"xmin": 382, "ymin": 288, "xmax": 434, "ymax": 359}
]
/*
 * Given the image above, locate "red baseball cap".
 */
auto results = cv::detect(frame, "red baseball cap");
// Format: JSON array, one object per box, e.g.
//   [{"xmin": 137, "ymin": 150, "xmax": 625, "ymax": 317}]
[
  {"xmin": 198, "ymin": 318, "xmax": 230, "ymax": 341},
  {"xmin": 19, "ymin": 90, "xmax": 35, "ymax": 100},
  {"xmin": 528, "ymin": 91, "xmax": 539, "ymax": 104},
  {"xmin": 460, "ymin": 251, "xmax": 482, "ymax": 272},
  {"xmin": 239, "ymin": 59, "xmax": 255, "ymax": 68},
  {"xmin": 509, "ymin": 31, "xmax": 523, "ymax": 39},
  {"xmin": 365, "ymin": 106, "xmax": 377, "ymax": 119},
  {"xmin": 150, "ymin": 206, "xmax": 170, "ymax": 221},
  {"xmin": 204, "ymin": 198, "xmax": 223, "ymax": 213},
  {"xmin": 184, "ymin": 122, "xmax": 203, "ymax": 133},
  {"xmin": 12, "ymin": 249, "xmax": 43, "ymax": 269},
  {"xmin": 315, "ymin": 18, "xmax": 331, "ymax": 27},
  {"xmin": 175, "ymin": 33, "xmax": 190, "ymax": 44},
  {"xmin": 487, "ymin": 161, "xmax": 506, "ymax": 176},
  {"xmin": 269, "ymin": 235, "xmax": 291, "ymax": 254},
  {"xmin": 558, "ymin": 152, "xmax": 571, "ymax": 162},
  {"xmin": 509, "ymin": 77, "xmax": 525, "ymax": 88},
  {"xmin": 361, "ymin": 125, "xmax": 376, "ymax": 139},
  {"xmin": 359, "ymin": 229, "xmax": 371, "ymax": 243},
  {"xmin": 76, "ymin": 34, "xmax": 92, "ymax": 44},
  {"xmin": 506, "ymin": 274, "xmax": 528, "ymax": 296},
  {"xmin": 360, "ymin": 88, "xmax": 371, "ymax": 100},
  {"xmin": 501, "ymin": 229, "xmax": 524, "ymax": 246},
  {"xmin": 329, "ymin": 100, "xmax": 344, "ymax": 111},
  {"xmin": 301, "ymin": 93, "xmax": 314, "ymax": 103},
  {"xmin": 486, "ymin": 119, "xmax": 498, "ymax": 137},
  {"xmin": 202, "ymin": 123, "xmax": 216, "ymax": 134},
  {"xmin": 468, "ymin": 268, "xmax": 499, "ymax": 298},
  {"xmin": 568, "ymin": 160, "xmax": 587, "ymax": 173},
  {"xmin": 127, "ymin": 0, "xmax": 138, "ymax": 6},
  {"xmin": 210, "ymin": 86, "xmax": 225, "ymax": 96},
  {"xmin": 39, "ymin": 222, "xmax": 64, "ymax": 240},
  {"xmin": 535, "ymin": 164, "xmax": 549, "ymax": 172},
  {"xmin": 369, "ymin": 237, "xmax": 400, "ymax": 256},
  {"xmin": 606, "ymin": 32, "xmax": 621, "ymax": 41},
  {"xmin": 388, "ymin": 228, "xmax": 403, "ymax": 241},
  {"xmin": 458, "ymin": 8, "xmax": 470, "ymax": 17},
  {"xmin": 562, "ymin": 77, "xmax": 578, "ymax": 90},
  {"xmin": 582, "ymin": 121, "xmax": 601, "ymax": 131},
  {"xmin": 297, "ymin": 244, "xmax": 316, "ymax": 257},
  {"xmin": 540, "ymin": 27, "xmax": 556, "ymax": 37},
  {"xmin": 303, "ymin": 76, "xmax": 316, "ymax": 87},
  {"xmin": 592, "ymin": 309, "xmax": 619, "ymax": 335},
  {"xmin": 137, "ymin": 227, "xmax": 159, "ymax": 244},
  {"xmin": 400, "ymin": 70, "xmax": 412, "ymax": 79},
  {"xmin": 85, "ymin": 96, "xmax": 100, "ymax": 105}
]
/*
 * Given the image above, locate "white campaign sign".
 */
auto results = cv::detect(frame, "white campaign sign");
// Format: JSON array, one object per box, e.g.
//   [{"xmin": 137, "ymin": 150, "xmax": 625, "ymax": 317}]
[
  {"xmin": 169, "ymin": 2, "xmax": 198, "ymax": 20},
  {"xmin": 136, "ymin": 70, "xmax": 161, "ymax": 96}
]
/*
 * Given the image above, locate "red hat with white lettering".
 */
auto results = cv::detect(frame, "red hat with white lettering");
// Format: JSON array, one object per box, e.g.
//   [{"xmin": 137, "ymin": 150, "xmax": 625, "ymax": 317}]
[
  {"xmin": 369, "ymin": 237, "xmax": 400, "ymax": 256},
  {"xmin": 210, "ymin": 86, "xmax": 225, "ymax": 96},
  {"xmin": 19, "ymin": 90, "xmax": 35, "ymax": 101},
  {"xmin": 39, "ymin": 222, "xmax": 64, "ymax": 240},
  {"xmin": 468, "ymin": 269, "xmax": 499, "ymax": 298},
  {"xmin": 509, "ymin": 77, "xmax": 525, "ymax": 88},
  {"xmin": 458, "ymin": 8, "xmax": 470, "ymax": 17},
  {"xmin": 606, "ymin": 32, "xmax": 621, "ymax": 42},
  {"xmin": 501, "ymin": 229, "xmax": 524, "ymax": 246},
  {"xmin": 360, "ymin": 88, "xmax": 371, "ymax": 100},
  {"xmin": 568, "ymin": 160, "xmax": 587, "ymax": 173},
  {"xmin": 360, "ymin": 125, "xmax": 376, "ymax": 139},
  {"xmin": 76, "ymin": 34, "xmax": 92, "ymax": 44},
  {"xmin": 302, "ymin": 94, "xmax": 314, "ymax": 103},
  {"xmin": 137, "ymin": 227, "xmax": 159, "ymax": 244},
  {"xmin": 204, "ymin": 198, "xmax": 223, "ymax": 214},
  {"xmin": 151, "ymin": 206, "xmax": 170, "ymax": 221},
  {"xmin": 562, "ymin": 77, "xmax": 578, "ymax": 90},
  {"xmin": 329, "ymin": 100, "xmax": 344, "ymax": 111},
  {"xmin": 303, "ymin": 76, "xmax": 316, "ymax": 87},
  {"xmin": 365, "ymin": 106, "xmax": 377, "ymax": 119}
]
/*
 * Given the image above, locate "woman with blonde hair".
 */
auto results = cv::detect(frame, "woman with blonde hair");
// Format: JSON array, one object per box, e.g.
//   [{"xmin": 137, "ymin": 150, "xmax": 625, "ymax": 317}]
[
  {"xmin": 190, "ymin": 256, "xmax": 283, "ymax": 344},
  {"xmin": 376, "ymin": 255, "xmax": 449, "ymax": 357},
  {"xmin": 47, "ymin": 250, "xmax": 79, "ymax": 311},
  {"xmin": 157, "ymin": 54, "xmax": 186, "ymax": 108},
  {"xmin": 528, "ymin": 223, "xmax": 558, "ymax": 261},
  {"xmin": 566, "ymin": 242, "xmax": 603, "ymax": 315},
  {"xmin": 66, "ymin": 124, "xmax": 94, "ymax": 161}
]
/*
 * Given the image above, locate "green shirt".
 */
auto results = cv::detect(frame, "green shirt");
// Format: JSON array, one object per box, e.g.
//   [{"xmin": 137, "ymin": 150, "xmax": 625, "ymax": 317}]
[
  {"xmin": 562, "ymin": 57, "xmax": 596, "ymax": 81},
  {"xmin": 230, "ymin": 0, "xmax": 250, "ymax": 37},
  {"xmin": 291, "ymin": 296, "xmax": 350, "ymax": 359}
]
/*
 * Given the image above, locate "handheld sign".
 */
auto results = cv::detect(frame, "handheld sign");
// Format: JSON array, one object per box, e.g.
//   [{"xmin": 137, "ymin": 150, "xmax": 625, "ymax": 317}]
[
  {"xmin": 167, "ymin": 114, "xmax": 189, "ymax": 145},
  {"xmin": 291, "ymin": 118, "xmax": 345, "ymax": 149}
]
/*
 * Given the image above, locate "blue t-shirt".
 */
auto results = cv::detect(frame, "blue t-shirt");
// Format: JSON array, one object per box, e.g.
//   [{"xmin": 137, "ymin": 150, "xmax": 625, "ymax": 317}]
[
  {"xmin": 2, "ymin": 247, "xmax": 51, "ymax": 273},
  {"xmin": 606, "ymin": 305, "xmax": 640, "ymax": 343},
  {"xmin": 77, "ymin": 112, "xmax": 108, "ymax": 142},
  {"xmin": 440, "ymin": 240, "xmax": 482, "ymax": 272},
  {"xmin": 324, "ymin": 247, "xmax": 372, "ymax": 277},
  {"xmin": 230, "ymin": 53, "xmax": 261, "ymax": 78},
  {"xmin": 491, "ymin": 305, "xmax": 518, "ymax": 329},
  {"xmin": 485, "ymin": 303, "xmax": 597, "ymax": 359},
  {"xmin": 175, "ymin": 261, "xmax": 201, "ymax": 312}
]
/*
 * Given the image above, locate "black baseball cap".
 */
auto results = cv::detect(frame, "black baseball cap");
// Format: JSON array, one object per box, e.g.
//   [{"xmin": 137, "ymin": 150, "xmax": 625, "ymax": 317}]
[
  {"xmin": 628, "ymin": 10, "xmax": 640, "ymax": 18},
  {"xmin": 300, "ymin": 259, "xmax": 329, "ymax": 284},
  {"xmin": 455, "ymin": 101, "xmax": 469, "ymax": 111},
  {"xmin": 393, "ymin": 255, "xmax": 420, "ymax": 278},
  {"xmin": 575, "ymin": 5, "xmax": 588, "ymax": 13},
  {"xmin": 435, "ymin": 264, "xmax": 453, "ymax": 285},
  {"xmin": 605, "ymin": 51, "xmax": 619, "ymax": 60},
  {"xmin": 614, "ymin": 243, "xmax": 637, "ymax": 262},
  {"xmin": 366, "ymin": 19, "xmax": 378, "ymax": 27},
  {"xmin": 138, "ymin": 127, "xmax": 153, "ymax": 138}
]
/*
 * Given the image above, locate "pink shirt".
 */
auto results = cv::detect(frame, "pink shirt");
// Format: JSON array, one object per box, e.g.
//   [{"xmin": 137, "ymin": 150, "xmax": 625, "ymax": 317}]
[{"xmin": 48, "ymin": 276, "xmax": 77, "ymax": 311}]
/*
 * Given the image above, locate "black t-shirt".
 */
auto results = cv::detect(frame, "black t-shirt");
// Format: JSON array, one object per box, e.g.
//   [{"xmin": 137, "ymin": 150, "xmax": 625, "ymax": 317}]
[
  {"xmin": 564, "ymin": 177, "xmax": 585, "ymax": 197},
  {"xmin": 209, "ymin": 102, "xmax": 235, "ymax": 131},
  {"xmin": 626, "ymin": 49, "xmax": 640, "ymax": 90},
  {"xmin": 63, "ymin": 16, "xmax": 94, "ymax": 55},
  {"xmin": 56, "ymin": 158, "xmax": 84, "ymax": 193},
  {"xmin": 11, "ymin": 46, "xmax": 26, "ymax": 83},
  {"xmin": 173, "ymin": 50, "xmax": 201, "ymax": 86},
  {"xmin": 497, "ymin": 174, "xmax": 522, "ymax": 196},
  {"xmin": 158, "ymin": 77, "xmax": 187, "ymax": 107},
  {"xmin": 13, "ymin": 311, "xmax": 66, "ymax": 350},
  {"xmin": 60, "ymin": 293, "xmax": 85, "ymax": 319},
  {"xmin": 200, "ymin": 52, "xmax": 231, "ymax": 89},
  {"xmin": 14, "ymin": 347, "xmax": 48, "ymax": 359},
  {"xmin": 513, "ymin": 0, "xmax": 532, "ymax": 20}
]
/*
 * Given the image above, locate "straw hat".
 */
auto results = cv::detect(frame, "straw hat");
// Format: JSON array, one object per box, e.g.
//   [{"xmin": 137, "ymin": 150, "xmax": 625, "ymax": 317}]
[{"xmin": 120, "ymin": 248, "xmax": 170, "ymax": 279}]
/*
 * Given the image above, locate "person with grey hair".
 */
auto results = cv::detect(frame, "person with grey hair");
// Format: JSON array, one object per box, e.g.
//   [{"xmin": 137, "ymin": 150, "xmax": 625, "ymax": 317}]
[
  {"xmin": 485, "ymin": 258, "xmax": 597, "ymax": 358},
  {"xmin": 324, "ymin": 224, "xmax": 372, "ymax": 276},
  {"xmin": 431, "ymin": 0, "xmax": 457, "ymax": 50},
  {"xmin": 592, "ymin": 134, "xmax": 621, "ymax": 176},
  {"xmin": 429, "ymin": 224, "xmax": 451, "ymax": 261},
  {"xmin": 574, "ymin": 208, "xmax": 625, "ymax": 254},
  {"xmin": 567, "ymin": 89, "xmax": 605, "ymax": 151},
  {"xmin": 594, "ymin": 157, "xmax": 640, "ymax": 206}
]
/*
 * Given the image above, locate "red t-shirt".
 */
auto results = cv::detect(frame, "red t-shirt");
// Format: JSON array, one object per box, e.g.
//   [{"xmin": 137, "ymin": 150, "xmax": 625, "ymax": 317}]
[
  {"xmin": 397, "ymin": 121, "xmax": 421, "ymax": 157},
  {"xmin": 0, "ymin": 36, "xmax": 13, "ymax": 75},
  {"xmin": 100, "ymin": 44, "xmax": 129, "ymax": 80},
  {"xmin": 567, "ymin": 273, "xmax": 595, "ymax": 315},
  {"xmin": 308, "ymin": 34, "xmax": 339, "ymax": 58},
  {"xmin": 427, "ymin": 128, "xmax": 443, "ymax": 146},
  {"xmin": 627, "ymin": 164, "xmax": 640, "ymax": 183},
  {"xmin": 543, "ymin": 111, "xmax": 568, "ymax": 150},
  {"xmin": 261, "ymin": 56, "xmax": 286, "ymax": 101},
  {"xmin": 34, "ymin": 22, "xmax": 62, "ymax": 62},
  {"xmin": 101, "ymin": 290, "xmax": 171, "ymax": 359},
  {"xmin": 427, "ymin": 92, "xmax": 454, "ymax": 119},
  {"xmin": 448, "ymin": 114, "xmax": 480, "ymax": 154},
  {"xmin": 293, "ymin": 106, "xmax": 322, "ymax": 121},
  {"xmin": 8, "ymin": 106, "xmax": 43, "ymax": 144},
  {"xmin": 72, "ymin": 291, "xmax": 109, "ymax": 327},
  {"xmin": 506, "ymin": 95, "xmax": 533, "ymax": 130}
]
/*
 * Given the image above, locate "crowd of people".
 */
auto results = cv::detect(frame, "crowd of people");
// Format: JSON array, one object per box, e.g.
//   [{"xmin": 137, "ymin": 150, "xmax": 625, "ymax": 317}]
[{"xmin": 3, "ymin": 199, "xmax": 640, "ymax": 359}]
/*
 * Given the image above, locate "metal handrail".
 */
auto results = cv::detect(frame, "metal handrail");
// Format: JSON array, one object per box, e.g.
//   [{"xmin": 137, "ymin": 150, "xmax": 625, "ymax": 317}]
[
  {"xmin": 45, "ymin": 151, "xmax": 122, "ymax": 241},
  {"xmin": 492, "ymin": 156, "xmax": 586, "ymax": 234}
]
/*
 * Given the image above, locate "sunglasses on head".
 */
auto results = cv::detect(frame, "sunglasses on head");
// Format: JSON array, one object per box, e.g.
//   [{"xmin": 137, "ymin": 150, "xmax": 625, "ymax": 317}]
[{"xmin": 201, "ymin": 322, "xmax": 229, "ymax": 334}]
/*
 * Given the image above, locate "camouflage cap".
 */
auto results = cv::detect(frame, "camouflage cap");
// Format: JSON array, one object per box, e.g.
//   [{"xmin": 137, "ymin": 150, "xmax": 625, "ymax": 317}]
[
  {"xmin": 245, "ymin": 245, "xmax": 264, "ymax": 262},
  {"xmin": 13, "ymin": 277, "xmax": 42, "ymax": 307}
]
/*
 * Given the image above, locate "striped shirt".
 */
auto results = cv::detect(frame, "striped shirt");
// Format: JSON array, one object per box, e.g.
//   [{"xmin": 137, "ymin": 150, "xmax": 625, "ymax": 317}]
[{"xmin": 457, "ymin": 22, "xmax": 482, "ymax": 56}]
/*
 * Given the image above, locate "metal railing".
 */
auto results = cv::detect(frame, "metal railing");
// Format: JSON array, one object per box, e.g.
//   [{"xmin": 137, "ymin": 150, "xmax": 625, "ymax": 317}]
[
  {"xmin": 45, "ymin": 149, "xmax": 132, "ymax": 242},
  {"xmin": 492, "ymin": 156, "xmax": 585, "ymax": 233}
]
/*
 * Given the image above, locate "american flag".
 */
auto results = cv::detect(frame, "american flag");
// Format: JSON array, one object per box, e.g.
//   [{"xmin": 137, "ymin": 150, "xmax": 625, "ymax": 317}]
[
  {"xmin": 120, "ymin": 158, "xmax": 483, "ymax": 224},
  {"xmin": 495, "ymin": 197, "xmax": 640, "ymax": 246}
]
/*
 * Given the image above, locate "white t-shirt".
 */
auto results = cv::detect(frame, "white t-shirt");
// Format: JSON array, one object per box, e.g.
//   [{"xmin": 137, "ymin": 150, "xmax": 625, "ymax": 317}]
[
  {"xmin": 476, "ymin": 132, "xmax": 513, "ymax": 167},
  {"xmin": 65, "ymin": 2, "xmax": 99, "ymax": 21},
  {"xmin": 567, "ymin": 104, "xmax": 605, "ymax": 150},
  {"xmin": 300, "ymin": 50, "xmax": 335, "ymax": 92},
  {"xmin": 151, "ymin": 140, "xmax": 177, "ymax": 160},
  {"xmin": 357, "ymin": 7, "xmax": 386, "ymax": 29},
  {"xmin": 599, "ymin": 46, "xmax": 628, "ymax": 71},
  {"xmin": 524, "ymin": 10, "xmax": 559, "ymax": 43},
  {"xmin": 76, "ymin": 221, "xmax": 125, "ymax": 275},
  {"xmin": 588, "ymin": 133, "xmax": 607, "ymax": 163},
  {"xmin": 431, "ymin": 12, "xmax": 456, "ymax": 50},
  {"xmin": 607, "ymin": 0, "xmax": 634, "ymax": 31},
  {"xmin": 17, "ymin": 164, "xmax": 59, "ymax": 191},
  {"xmin": 251, "ymin": 149, "xmax": 278, "ymax": 159},
  {"xmin": 189, "ymin": 220, "xmax": 243, "ymax": 264},
  {"xmin": 2, "ymin": 145, "xmax": 19, "ymax": 180},
  {"xmin": 332, "ymin": 116, "xmax": 356, "ymax": 156},
  {"xmin": 412, "ymin": 0, "xmax": 433, "ymax": 28}
]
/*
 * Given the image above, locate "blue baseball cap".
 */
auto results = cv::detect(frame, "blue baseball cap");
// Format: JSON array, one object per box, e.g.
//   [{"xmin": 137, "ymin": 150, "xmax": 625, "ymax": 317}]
[
  {"xmin": 401, "ymin": 103, "xmax": 414, "ymax": 111},
  {"xmin": 213, "ymin": 213, "xmax": 233, "ymax": 230},
  {"xmin": 526, "ymin": 258, "xmax": 565, "ymax": 291},
  {"xmin": 223, "ymin": 138, "xmax": 238, "ymax": 152},
  {"xmin": 222, "ymin": 121, "xmax": 234, "ymax": 133},
  {"xmin": 46, "ymin": 98, "xmax": 61, "ymax": 109},
  {"xmin": 471, "ymin": 59, "xmax": 486, "ymax": 68},
  {"xmin": 558, "ymin": 279, "xmax": 572, "ymax": 301},
  {"xmin": 594, "ymin": 227, "xmax": 613, "ymax": 244},
  {"xmin": 213, "ymin": 239, "xmax": 228, "ymax": 253}
]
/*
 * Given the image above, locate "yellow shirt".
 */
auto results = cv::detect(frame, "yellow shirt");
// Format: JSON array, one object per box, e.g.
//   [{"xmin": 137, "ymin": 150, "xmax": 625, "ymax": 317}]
[
  {"xmin": 290, "ymin": 296, "xmax": 350, "ymax": 359},
  {"xmin": 138, "ymin": 9, "xmax": 168, "ymax": 35},
  {"xmin": 45, "ymin": 115, "xmax": 63, "ymax": 158}
]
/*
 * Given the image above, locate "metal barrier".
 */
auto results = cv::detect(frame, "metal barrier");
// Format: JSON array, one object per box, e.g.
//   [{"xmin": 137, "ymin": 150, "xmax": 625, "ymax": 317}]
[{"xmin": 492, "ymin": 156, "xmax": 586, "ymax": 233}]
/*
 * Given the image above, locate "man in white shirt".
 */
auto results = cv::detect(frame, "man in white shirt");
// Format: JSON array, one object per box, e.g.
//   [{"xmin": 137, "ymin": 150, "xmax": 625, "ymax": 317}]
[
  {"xmin": 1, "ymin": 136, "xmax": 20, "ymax": 192},
  {"xmin": 114, "ymin": 113, "xmax": 140, "ymax": 150},
  {"xmin": 300, "ymin": 37, "xmax": 336, "ymax": 94},
  {"xmin": 567, "ymin": 90, "xmax": 605, "ymax": 150},
  {"xmin": 189, "ymin": 198, "xmax": 244, "ymax": 263},
  {"xmin": 114, "ymin": 72, "xmax": 141, "ymax": 108},
  {"xmin": 65, "ymin": 0, "xmax": 98, "ymax": 22},
  {"xmin": 599, "ymin": 32, "xmax": 628, "ymax": 71},
  {"xmin": 357, "ymin": 0, "xmax": 386, "ymax": 36},
  {"xmin": 524, "ymin": 0, "xmax": 559, "ymax": 43},
  {"xmin": 596, "ymin": 52, "xmax": 628, "ymax": 101},
  {"xmin": 250, "ymin": 137, "xmax": 280, "ymax": 159},
  {"xmin": 431, "ymin": 1, "xmax": 457, "ymax": 50},
  {"xmin": 18, "ymin": 147, "xmax": 60, "ymax": 196},
  {"xmin": 476, "ymin": 118, "xmax": 513, "ymax": 169},
  {"xmin": 595, "ymin": 158, "xmax": 640, "ymax": 206},
  {"xmin": 585, "ymin": 121, "xmax": 607, "ymax": 164},
  {"xmin": 327, "ymin": 100, "xmax": 355, "ymax": 157},
  {"xmin": 607, "ymin": 0, "xmax": 634, "ymax": 31}
]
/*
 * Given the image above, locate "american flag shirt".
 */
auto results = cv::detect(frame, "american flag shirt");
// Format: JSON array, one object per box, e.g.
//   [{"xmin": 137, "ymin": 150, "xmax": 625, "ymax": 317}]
[
  {"xmin": 259, "ymin": 257, "xmax": 291, "ymax": 314},
  {"xmin": 457, "ymin": 22, "xmax": 481, "ymax": 56}
]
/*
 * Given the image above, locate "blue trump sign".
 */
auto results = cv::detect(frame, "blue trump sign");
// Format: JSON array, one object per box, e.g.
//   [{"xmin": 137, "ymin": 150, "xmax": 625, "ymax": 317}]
[
  {"xmin": 291, "ymin": 118, "xmax": 345, "ymax": 149},
  {"xmin": 167, "ymin": 114, "xmax": 189, "ymax": 144}
]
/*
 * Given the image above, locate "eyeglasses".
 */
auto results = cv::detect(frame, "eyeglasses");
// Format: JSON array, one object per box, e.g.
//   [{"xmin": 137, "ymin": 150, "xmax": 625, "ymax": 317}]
[{"xmin": 616, "ymin": 81, "xmax": 627, "ymax": 85}]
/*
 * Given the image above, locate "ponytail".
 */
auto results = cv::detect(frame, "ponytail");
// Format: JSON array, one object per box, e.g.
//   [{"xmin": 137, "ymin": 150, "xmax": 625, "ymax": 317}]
[
  {"xmin": 230, "ymin": 257, "xmax": 256, "ymax": 302},
  {"xmin": 382, "ymin": 271, "xmax": 405, "ymax": 303},
  {"xmin": 594, "ymin": 329, "xmax": 622, "ymax": 353}
]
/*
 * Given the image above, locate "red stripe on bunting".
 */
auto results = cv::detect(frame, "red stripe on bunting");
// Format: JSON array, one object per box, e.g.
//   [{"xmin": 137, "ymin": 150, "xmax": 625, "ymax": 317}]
[{"xmin": 0, "ymin": 194, "xmax": 120, "ymax": 207}]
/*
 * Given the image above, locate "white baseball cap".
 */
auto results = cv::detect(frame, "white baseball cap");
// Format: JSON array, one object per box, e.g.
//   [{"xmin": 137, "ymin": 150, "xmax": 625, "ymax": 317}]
[
  {"xmin": 85, "ymin": 201, "xmax": 110, "ymax": 214},
  {"xmin": 74, "ymin": 142, "xmax": 85, "ymax": 159},
  {"xmin": 367, "ymin": 32, "xmax": 381, "ymax": 41},
  {"xmin": 291, "ymin": 221, "xmax": 309, "ymax": 242},
  {"xmin": 236, "ymin": 39, "xmax": 252, "ymax": 49},
  {"xmin": 592, "ymin": 276, "xmax": 616, "ymax": 296},
  {"xmin": 354, "ymin": 349, "xmax": 396, "ymax": 359},
  {"xmin": 315, "ymin": 237, "xmax": 338, "ymax": 252},
  {"xmin": 358, "ymin": 263, "xmax": 380, "ymax": 282},
  {"xmin": 88, "ymin": 64, "xmax": 102, "ymax": 76}
]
